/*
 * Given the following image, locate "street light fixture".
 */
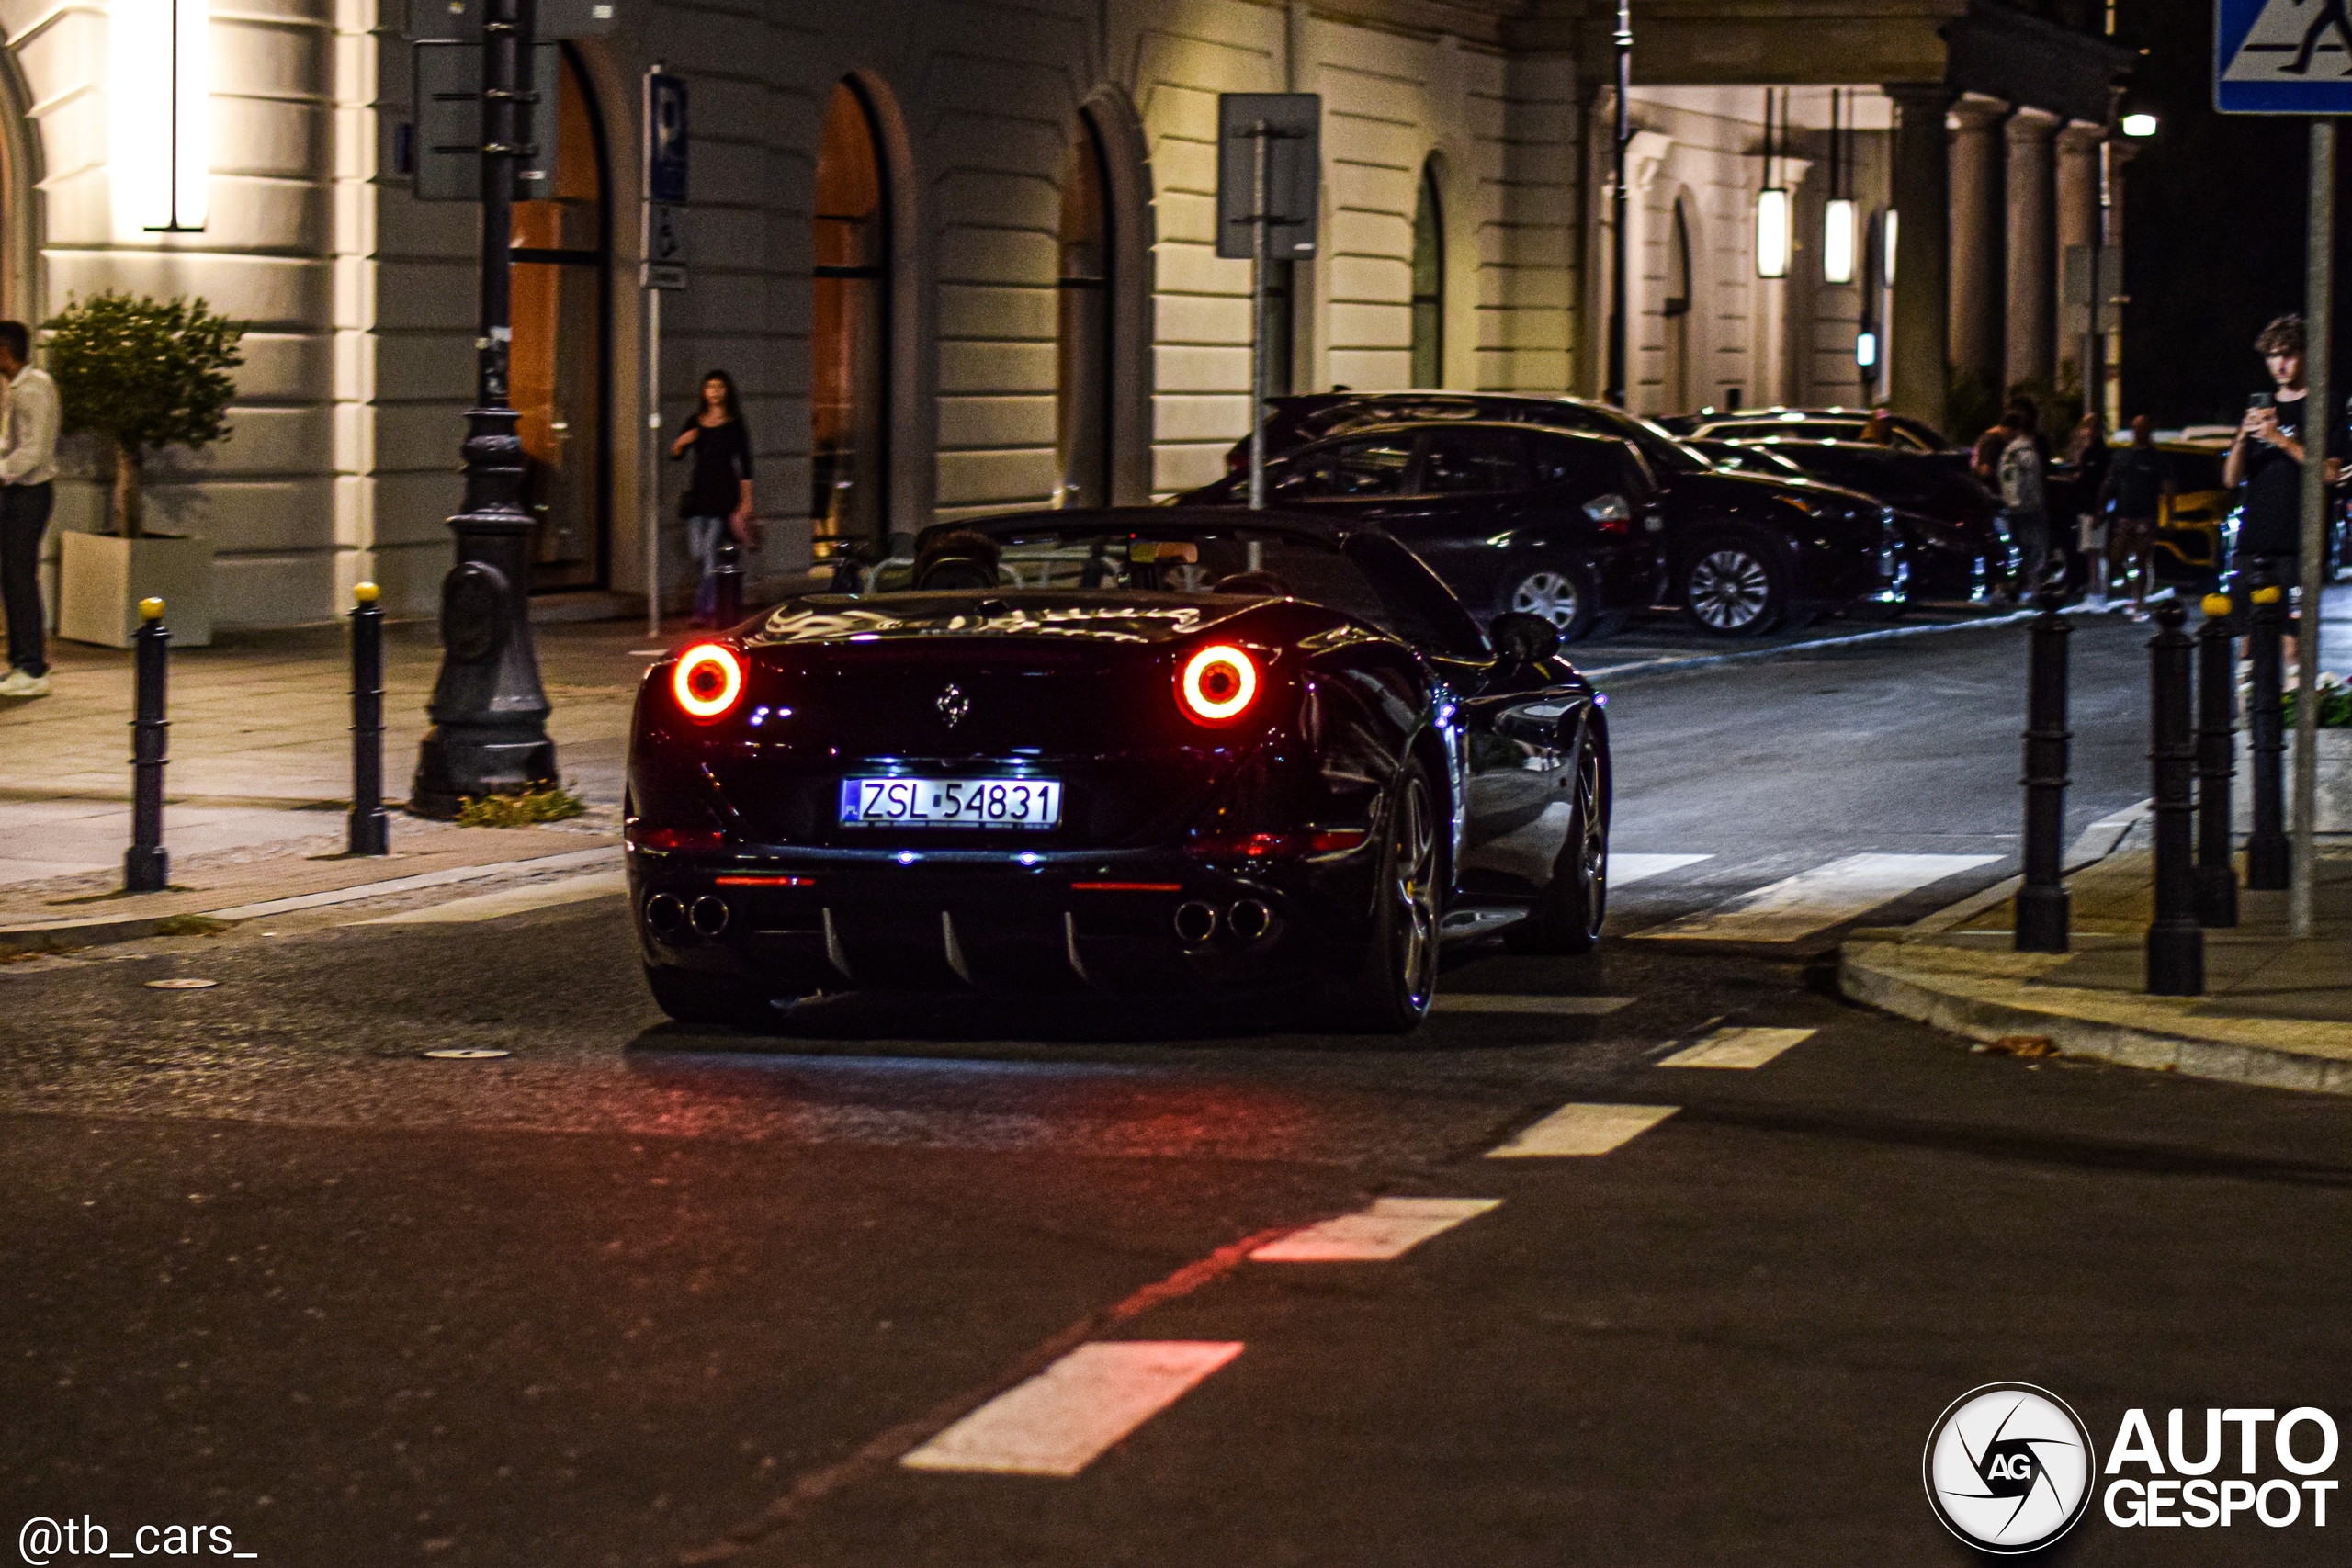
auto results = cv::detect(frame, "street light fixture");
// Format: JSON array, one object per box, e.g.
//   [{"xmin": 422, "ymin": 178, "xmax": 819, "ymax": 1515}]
[
  {"xmin": 1822, "ymin": 198, "xmax": 1857, "ymax": 285},
  {"xmin": 2121, "ymin": 112, "xmax": 2158, "ymax": 138},
  {"xmin": 1755, "ymin": 88, "xmax": 1790, "ymax": 280},
  {"xmin": 111, "ymin": 0, "xmax": 209, "ymax": 234}
]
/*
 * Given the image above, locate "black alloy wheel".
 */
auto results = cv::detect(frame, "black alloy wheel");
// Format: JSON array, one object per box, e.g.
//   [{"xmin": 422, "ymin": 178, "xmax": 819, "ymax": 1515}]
[
  {"xmin": 1510, "ymin": 737, "xmax": 1607, "ymax": 954},
  {"xmin": 643, "ymin": 964, "xmax": 771, "ymax": 1029},
  {"xmin": 1330, "ymin": 762, "xmax": 1440, "ymax": 1032},
  {"xmin": 1681, "ymin": 534, "xmax": 1787, "ymax": 636},
  {"xmin": 1498, "ymin": 557, "xmax": 1598, "ymax": 644}
]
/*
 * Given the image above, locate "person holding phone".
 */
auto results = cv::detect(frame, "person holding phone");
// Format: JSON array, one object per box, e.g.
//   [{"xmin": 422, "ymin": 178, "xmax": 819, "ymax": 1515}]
[
  {"xmin": 2226, "ymin": 315, "xmax": 2321, "ymax": 662},
  {"xmin": 671, "ymin": 368, "xmax": 757, "ymax": 628}
]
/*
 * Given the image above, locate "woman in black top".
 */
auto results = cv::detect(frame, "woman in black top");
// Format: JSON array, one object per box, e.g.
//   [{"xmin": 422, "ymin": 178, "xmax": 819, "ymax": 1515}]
[{"xmin": 671, "ymin": 369, "xmax": 756, "ymax": 626}]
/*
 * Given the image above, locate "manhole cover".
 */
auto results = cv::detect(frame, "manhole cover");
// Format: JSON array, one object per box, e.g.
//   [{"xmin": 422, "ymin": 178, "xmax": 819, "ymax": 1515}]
[
  {"xmin": 145, "ymin": 978, "xmax": 219, "ymax": 990},
  {"xmin": 422, "ymin": 1048, "xmax": 510, "ymax": 1060}
]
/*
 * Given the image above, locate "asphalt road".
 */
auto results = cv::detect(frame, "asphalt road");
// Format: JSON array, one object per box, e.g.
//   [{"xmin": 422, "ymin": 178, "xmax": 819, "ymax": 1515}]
[{"xmin": 8, "ymin": 610, "xmax": 2349, "ymax": 1568}]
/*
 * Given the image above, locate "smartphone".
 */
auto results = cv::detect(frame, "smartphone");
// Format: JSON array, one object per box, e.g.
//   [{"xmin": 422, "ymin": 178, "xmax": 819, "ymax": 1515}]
[{"xmin": 2251, "ymin": 392, "xmax": 2277, "ymax": 411}]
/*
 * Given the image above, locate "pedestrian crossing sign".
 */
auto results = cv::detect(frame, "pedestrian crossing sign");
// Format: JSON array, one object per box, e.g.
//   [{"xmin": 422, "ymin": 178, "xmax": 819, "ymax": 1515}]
[{"xmin": 2217, "ymin": 0, "xmax": 2352, "ymax": 112}]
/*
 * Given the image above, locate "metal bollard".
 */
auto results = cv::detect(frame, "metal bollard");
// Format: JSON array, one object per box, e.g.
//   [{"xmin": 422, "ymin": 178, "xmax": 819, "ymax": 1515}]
[
  {"xmin": 712, "ymin": 537, "xmax": 744, "ymax": 626},
  {"xmin": 2147, "ymin": 598, "xmax": 2204, "ymax": 995},
  {"xmin": 2193, "ymin": 592, "xmax": 2238, "ymax": 927},
  {"xmin": 348, "ymin": 581, "xmax": 390, "ymax": 856},
  {"xmin": 2246, "ymin": 578, "xmax": 2290, "ymax": 889},
  {"xmin": 123, "ymin": 597, "xmax": 171, "ymax": 894},
  {"xmin": 2016, "ymin": 580, "xmax": 2072, "ymax": 952}
]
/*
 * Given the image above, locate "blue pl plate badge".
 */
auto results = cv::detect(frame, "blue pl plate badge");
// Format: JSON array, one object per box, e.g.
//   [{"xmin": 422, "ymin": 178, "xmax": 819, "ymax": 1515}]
[{"xmin": 2217, "ymin": 0, "xmax": 2352, "ymax": 112}]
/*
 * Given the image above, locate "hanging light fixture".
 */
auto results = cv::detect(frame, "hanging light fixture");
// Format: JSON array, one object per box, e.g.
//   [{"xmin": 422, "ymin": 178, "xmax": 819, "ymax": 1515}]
[
  {"xmin": 1755, "ymin": 90, "xmax": 1790, "ymax": 279},
  {"xmin": 1822, "ymin": 90, "xmax": 1856, "ymax": 284},
  {"xmin": 1882, "ymin": 208, "xmax": 1899, "ymax": 286},
  {"xmin": 111, "ymin": 0, "xmax": 209, "ymax": 233}
]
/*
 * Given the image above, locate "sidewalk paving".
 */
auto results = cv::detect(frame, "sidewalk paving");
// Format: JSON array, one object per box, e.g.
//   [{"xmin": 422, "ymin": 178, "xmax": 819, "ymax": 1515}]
[{"xmin": 1843, "ymin": 825, "xmax": 2352, "ymax": 1096}]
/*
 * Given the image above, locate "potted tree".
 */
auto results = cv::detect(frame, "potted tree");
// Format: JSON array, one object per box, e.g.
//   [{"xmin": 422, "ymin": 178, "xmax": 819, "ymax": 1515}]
[{"xmin": 50, "ymin": 293, "xmax": 243, "ymax": 647}]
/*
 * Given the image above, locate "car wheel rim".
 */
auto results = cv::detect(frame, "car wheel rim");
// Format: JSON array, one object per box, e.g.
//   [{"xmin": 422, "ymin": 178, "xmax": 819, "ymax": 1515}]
[
  {"xmin": 1394, "ymin": 775, "xmax": 1438, "ymax": 1010},
  {"xmin": 1510, "ymin": 570, "xmax": 1581, "ymax": 631},
  {"xmin": 1689, "ymin": 548, "xmax": 1771, "ymax": 630},
  {"xmin": 1576, "ymin": 748, "xmax": 1607, "ymax": 934}
]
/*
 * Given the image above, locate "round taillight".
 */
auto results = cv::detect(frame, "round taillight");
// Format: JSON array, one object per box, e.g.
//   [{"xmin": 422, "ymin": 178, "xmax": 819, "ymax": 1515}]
[
  {"xmin": 673, "ymin": 642, "xmax": 744, "ymax": 720},
  {"xmin": 1178, "ymin": 644, "xmax": 1259, "ymax": 726}
]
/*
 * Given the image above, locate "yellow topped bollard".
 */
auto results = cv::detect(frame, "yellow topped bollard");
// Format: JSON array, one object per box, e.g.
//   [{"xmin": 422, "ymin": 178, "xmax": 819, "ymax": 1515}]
[
  {"xmin": 354, "ymin": 581, "xmax": 380, "ymax": 605},
  {"xmin": 349, "ymin": 579, "xmax": 390, "ymax": 854},
  {"xmin": 2252, "ymin": 584, "xmax": 2285, "ymax": 605},
  {"xmin": 138, "ymin": 596, "xmax": 164, "ymax": 621},
  {"xmin": 2202, "ymin": 592, "xmax": 2233, "ymax": 619},
  {"xmin": 125, "ymin": 595, "xmax": 171, "ymax": 892}
]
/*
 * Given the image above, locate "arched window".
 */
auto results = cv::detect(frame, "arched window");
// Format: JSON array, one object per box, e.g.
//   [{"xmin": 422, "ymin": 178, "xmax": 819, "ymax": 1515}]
[
  {"xmin": 511, "ymin": 48, "xmax": 608, "ymax": 590},
  {"xmin": 812, "ymin": 80, "xmax": 890, "ymax": 557},
  {"xmin": 1409, "ymin": 161, "xmax": 1443, "ymax": 389},
  {"xmin": 1056, "ymin": 116, "xmax": 1112, "ymax": 508}
]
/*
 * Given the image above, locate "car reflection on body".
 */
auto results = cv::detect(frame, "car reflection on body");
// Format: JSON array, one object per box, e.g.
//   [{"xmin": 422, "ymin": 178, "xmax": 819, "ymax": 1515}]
[
  {"xmin": 1665, "ymin": 404, "xmax": 1962, "ymax": 460},
  {"xmin": 627, "ymin": 509, "xmax": 1611, "ymax": 1033}
]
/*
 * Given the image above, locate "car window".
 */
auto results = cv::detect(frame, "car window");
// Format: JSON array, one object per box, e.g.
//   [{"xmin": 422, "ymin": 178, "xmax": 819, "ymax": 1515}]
[
  {"xmin": 1273, "ymin": 434, "xmax": 1416, "ymax": 500},
  {"xmin": 1524, "ymin": 403, "xmax": 1710, "ymax": 475},
  {"xmin": 1417, "ymin": 427, "xmax": 1526, "ymax": 495},
  {"xmin": 1526, "ymin": 433, "xmax": 1618, "ymax": 492}
]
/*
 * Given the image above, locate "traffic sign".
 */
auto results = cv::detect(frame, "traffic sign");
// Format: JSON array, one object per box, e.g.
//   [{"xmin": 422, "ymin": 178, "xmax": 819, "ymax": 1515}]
[
  {"xmin": 647, "ymin": 73, "xmax": 689, "ymax": 204},
  {"xmin": 645, "ymin": 202, "xmax": 688, "ymax": 289},
  {"xmin": 1215, "ymin": 94, "xmax": 1319, "ymax": 260},
  {"xmin": 2217, "ymin": 0, "xmax": 2352, "ymax": 113}
]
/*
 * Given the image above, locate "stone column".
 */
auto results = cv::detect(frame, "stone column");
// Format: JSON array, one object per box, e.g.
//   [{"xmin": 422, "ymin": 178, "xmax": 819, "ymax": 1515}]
[
  {"xmin": 1948, "ymin": 95, "xmax": 2009, "ymax": 397},
  {"xmin": 2054, "ymin": 120, "xmax": 2105, "ymax": 391},
  {"xmin": 1885, "ymin": 84, "xmax": 1954, "ymax": 428},
  {"xmin": 2005, "ymin": 106, "xmax": 2062, "ymax": 389}
]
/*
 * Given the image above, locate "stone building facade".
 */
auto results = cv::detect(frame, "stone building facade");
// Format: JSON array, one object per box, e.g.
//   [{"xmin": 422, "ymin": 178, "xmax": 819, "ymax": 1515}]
[{"xmin": 0, "ymin": 0, "xmax": 2127, "ymax": 629}]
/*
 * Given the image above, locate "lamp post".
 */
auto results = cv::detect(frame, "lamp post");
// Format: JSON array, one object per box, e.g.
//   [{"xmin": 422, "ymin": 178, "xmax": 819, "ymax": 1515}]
[
  {"xmin": 1604, "ymin": 0, "xmax": 1631, "ymax": 408},
  {"xmin": 411, "ymin": 0, "xmax": 557, "ymax": 818}
]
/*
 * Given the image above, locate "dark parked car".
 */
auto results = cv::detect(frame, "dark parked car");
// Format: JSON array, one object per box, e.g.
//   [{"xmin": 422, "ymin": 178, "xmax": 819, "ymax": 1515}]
[
  {"xmin": 1666, "ymin": 405, "xmax": 1960, "ymax": 457},
  {"xmin": 1223, "ymin": 390, "xmax": 1709, "ymax": 484},
  {"xmin": 628, "ymin": 508, "xmax": 1611, "ymax": 1034},
  {"xmin": 1193, "ymin": 412, "xmax": 1899, "ymax": 636},
  {"xmin": 1691, "ymin": 436, "xmax": 2017, "ymax": 602},
  {"xmin": 1178, "ymin": 423, "xmax": 1660, "ymax": 642}
]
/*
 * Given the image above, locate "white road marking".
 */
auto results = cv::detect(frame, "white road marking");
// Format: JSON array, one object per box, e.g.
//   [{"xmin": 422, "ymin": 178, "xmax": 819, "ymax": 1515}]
[
  {"xmin": 353, "ymin": 871, "xmax": 625, "ymax": 925},
  {"xmin": 899, "ymin": 1341, "xmax": 1243, "ymax": 1477},
  {"xmin": 1486, "ymin": 1102, "xmax": 1679, "ymax": 1158},
  {"xmin": 1659, "ymin": 1026, "xmax": 1816, "ymax": 1069},
  {"xmin": 1633, "ymin": 852, "xmax": 1998, "ymax": 942},
  {"xmin": 1433, "ymin": 994, "xmax": 1634, "ymax": 1016},
  {"xmin": 1607, "ymin": 852, "xmax": 1713, "ymax": 886},
  {"xmin": 1249, "ymin": 1198, "xmax": 1501, "ymax": 1262}
]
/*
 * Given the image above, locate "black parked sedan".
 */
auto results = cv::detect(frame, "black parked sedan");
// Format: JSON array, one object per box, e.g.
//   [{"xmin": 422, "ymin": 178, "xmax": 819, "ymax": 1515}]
[
  {"xmin": 1191, "ymin": 413, "xmax": 1898, "ymax": 637},
  {"xmin": 1666, "ymin": 405, "xmax": 1961, "ymax": 457},
  {"xmin": 1691, "ymin": 437, "xmax": 2016, "ymax": 602},
  {"xmin": 628, "ymin": 508, "xmax": 1610, "ymax": 1034},
  {"xmin": 1180, "ymin": 423, "xmax": 1659, "ymax": 641}
]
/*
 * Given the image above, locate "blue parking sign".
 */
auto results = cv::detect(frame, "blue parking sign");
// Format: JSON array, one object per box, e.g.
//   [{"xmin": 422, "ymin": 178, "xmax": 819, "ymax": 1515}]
[{"xmin": 2218, "ymin": 0, "xmax": 2352, "ymax": 112}]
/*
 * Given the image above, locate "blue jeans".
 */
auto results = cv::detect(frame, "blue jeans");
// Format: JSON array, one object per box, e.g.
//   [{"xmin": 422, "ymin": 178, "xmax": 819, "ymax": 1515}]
[{"xmin": 685, "ymin": 514, "xmax": 727, "ymax": 622}]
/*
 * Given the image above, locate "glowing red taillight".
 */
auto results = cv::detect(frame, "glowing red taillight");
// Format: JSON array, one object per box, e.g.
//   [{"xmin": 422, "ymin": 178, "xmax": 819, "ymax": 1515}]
[
  {"xmin": 1178, "ymin": 644, "xmax": 1259, "ymax": 727},
  {"xmin": 672, "ymin": 642, "xmax": 744, "ymax": 721}
]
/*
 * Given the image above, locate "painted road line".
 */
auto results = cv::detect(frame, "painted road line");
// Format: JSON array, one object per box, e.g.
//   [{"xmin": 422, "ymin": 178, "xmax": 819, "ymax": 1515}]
[
  {"xmin": 899, "ymin": 1341, "xmax": 1244, "ymax": 1477},
  {"xmin": 1608, "ymin": 852, "xmax": 1713, "ymax": 886},
  {"xmin": 1250, "ymin": 1198, "xmax": 1501, "ymax": 1262},
  {"xmin": 1487, "ymin": 1102, "xmax": 1679, "ymax": 1158},
  {"xmin": 353, "ymin": 871, "xmax": 626, "ymax": 925},
  {"xmin": 1434, "ymin": 994, "xmax": 1634, "ymax": 1016},
  {"xmin": 1634, "ymin": 852, "xmax": 1999, "ymax": 943},
  {"xmin": 1659, "ymin": 1026, "xmax": 1816, "ymax": 1069}
]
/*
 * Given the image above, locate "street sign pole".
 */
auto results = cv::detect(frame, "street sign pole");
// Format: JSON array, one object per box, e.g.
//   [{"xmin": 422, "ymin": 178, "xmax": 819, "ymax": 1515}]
[
  {"xmin": 2292, "ymin": 118, "xmax": 2335, "ymax": 938},
  {"xmin": 1605, "ymin": 0, "xmax": 1631, "ymax": 409},
  {"xmin": 1249, "ymin": 120, "xmax": 1272, "ymax": 512},
  {"xmin": 1216, "ymin": 94, "xmax": 1319, "ymax": 514},
  {"xmin": 641, "ymin": 67, "xmax": 688, "ymax": 637}
]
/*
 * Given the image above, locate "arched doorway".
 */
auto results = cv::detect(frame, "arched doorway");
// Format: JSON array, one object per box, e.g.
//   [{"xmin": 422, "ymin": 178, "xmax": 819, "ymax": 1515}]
[
  {"xmin": 811, "ymin": 79, "xmax": 889, "ymax": 558},
  {"xmin": 1055, "ymin": 115, "xmax": 1112, "ymax": 508},
  {"xmin": 1660, "ymin": 193, "xmax": 1694, "ymax": 415},
  {"xmin": 1409, "ymin": 160, "xmax": 1442, "ymax": 388},
  {"xmin": 511, "ymin": 48, "xmax": 609, "ymax": 591}
]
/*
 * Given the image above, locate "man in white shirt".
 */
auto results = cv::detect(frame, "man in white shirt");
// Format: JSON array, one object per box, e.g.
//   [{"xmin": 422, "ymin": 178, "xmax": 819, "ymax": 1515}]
[{"xmin": 0, "ymin": 320, "xmax": 60, "ymax": 698}]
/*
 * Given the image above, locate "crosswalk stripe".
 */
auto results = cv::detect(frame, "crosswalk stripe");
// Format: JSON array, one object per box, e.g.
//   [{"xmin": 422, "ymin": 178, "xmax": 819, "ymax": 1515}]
[
  {"xmin": 1632, "ymin": 852, "xmax": 1998, "ymax": 942},
  {"xmin": 1434, "ymin": 994, "xmax": 1634, "ymax": 1016},
  {"xmin": 351, "ymin": 871, "xmax": 626, "ymax": 925},
  {"xmin": 1249, "ymin": 1198, "xmax": 1500, "ymax": 1262},
  {"xmin": 1486, "ymin": 1102, "xmax": 1679, "ymax": 1158},
  {"xmin": 1608, "ymin": 852, "xmax": 1713, "ymax": 886},
  {"xmin": 1659, "ymin": 1026, "xmax": 1816, "ymax": 1069},
  {"xmin": 899, "ymin": 1341, "xmax": 1243, "ymax": 1477}
]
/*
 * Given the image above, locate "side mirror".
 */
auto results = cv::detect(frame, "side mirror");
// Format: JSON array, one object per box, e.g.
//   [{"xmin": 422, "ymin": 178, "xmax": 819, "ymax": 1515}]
[
  {"xmin": 1581, "ymin": 492, "xmax": 1631, "ymax": 525},
  {"xmin": 1489, "ymin": 611, "xmax": 1562, "ymax": 665}
]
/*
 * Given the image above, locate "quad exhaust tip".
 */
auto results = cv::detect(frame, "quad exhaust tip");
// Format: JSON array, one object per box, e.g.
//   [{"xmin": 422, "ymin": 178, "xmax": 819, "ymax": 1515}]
[
  {"xmin": 644, "ymin": 893, "xmax": 685, "ymax": 934},
  {"xmin": 1227, "ymin": 898, "xmax": 1274, "ymax": 942},
  {"xmin": 688, "ymin": 896, "xmax": 730, "ymax": 937},
  {"xmin": 1173, "ymin": 901, "xmax": 1219, "ymax": 944}
]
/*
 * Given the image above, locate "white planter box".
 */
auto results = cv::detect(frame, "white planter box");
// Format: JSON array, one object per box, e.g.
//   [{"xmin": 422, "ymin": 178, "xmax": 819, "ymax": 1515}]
[
  {"xmin": 57, "ymin": 531, "xmax": 214, "ymax": 648},
  {"xmin": 2232, "ymin": 727, "xmax": 2352, "ymax": 832}
]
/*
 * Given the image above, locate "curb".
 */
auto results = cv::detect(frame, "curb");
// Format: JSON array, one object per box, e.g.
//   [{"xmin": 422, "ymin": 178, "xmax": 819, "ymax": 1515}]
[
  {"xmin": 0, "ymin": 845, "xmax": 624, "ymax": 958},
  {"xmin": 1583, "ymin": 598, "xmax": 2132, "ymax": 682}
]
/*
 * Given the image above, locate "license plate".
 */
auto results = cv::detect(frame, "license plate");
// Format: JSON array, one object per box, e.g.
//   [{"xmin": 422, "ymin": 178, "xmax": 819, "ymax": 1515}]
[{"xmin": 840, "ymin": 776, "xmax": 1062, "ymax": 829}]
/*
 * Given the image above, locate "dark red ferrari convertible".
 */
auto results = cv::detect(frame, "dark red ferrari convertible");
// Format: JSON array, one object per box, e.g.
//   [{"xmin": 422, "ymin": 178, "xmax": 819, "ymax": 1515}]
[{"xmin": 625, "ymin": 508, "xmax": 1611, "ymax": 1032}]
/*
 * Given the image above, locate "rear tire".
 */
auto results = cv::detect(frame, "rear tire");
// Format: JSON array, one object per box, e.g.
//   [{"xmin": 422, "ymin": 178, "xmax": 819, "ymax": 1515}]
[
  {"xmin": 1510, "ymin": 738, "xmax": 1608, "ymax": 954},
  {"xmin": 1680, "ymin": 533, "xmax": 1788, "ymax": 637},
  {"xmin": 1327, "ymin": 762, "xmax": 1440, "ymax": 1033},
  {"xmin": 644, "ymin": 964, "xmax": 771, "ymax": 1028},
  {"xmin": 1497, "ymin": 558, "xmax": 1598, "ymax": 644}
]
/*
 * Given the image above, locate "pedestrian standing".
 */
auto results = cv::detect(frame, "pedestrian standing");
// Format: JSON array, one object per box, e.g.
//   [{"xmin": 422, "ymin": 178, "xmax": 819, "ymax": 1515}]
[
  {"xmin": 1999, "ymin": 401, "xmax": 2053, "ymax": 590},
  {"xmin": 1971, "ymin": 411, "xmax": 2012, "ymax": 490},
  {"xmin": 2224, "ymin": 314, "xmax": 2319, "ymax": 667},
  {"xmin": 2099, "ymin": 414, "xmax": 2170, "ymax": 619},
  {"xmin": 2061, "ymin": 412, "xmax": 2110, "ymax": 600},
  {"xmin": 670, "ymin": 369, "xmax": 757, "ymax": 628},
  {"xmin": 0, "ymin": 321, "xmax": 60, "ymax": 700}
]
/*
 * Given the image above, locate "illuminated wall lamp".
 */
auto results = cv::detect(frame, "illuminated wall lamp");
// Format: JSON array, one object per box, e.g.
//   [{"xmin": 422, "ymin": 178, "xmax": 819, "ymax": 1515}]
[
  {"xmin": 111, "ymin": 0, "xmax": 209, "ymax": 234},
  {"xmin": 1822, "ymin": 197, "xmax": 1857, "ymax": 285},
  {"xmin": 1883, "ymin": 209, "xmax": 1899, "ymax": 286},
  {"xmin": 1855, "ymin": 330, "xmax": 1879, "ymax": 369},
  {"xmin": 2121, "ymin": 112, "xmax": 2158, "ymax": 139},
  {"xmin": 1755, "ymin": 186, "xmax": 1791, "ymax": 279}
]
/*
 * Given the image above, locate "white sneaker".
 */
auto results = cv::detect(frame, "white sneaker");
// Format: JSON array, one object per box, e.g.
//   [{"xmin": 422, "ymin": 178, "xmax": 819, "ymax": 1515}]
[{"xmin": 0, "ymin": 667, "xmax": 50, "ymax": 697}]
